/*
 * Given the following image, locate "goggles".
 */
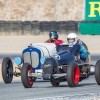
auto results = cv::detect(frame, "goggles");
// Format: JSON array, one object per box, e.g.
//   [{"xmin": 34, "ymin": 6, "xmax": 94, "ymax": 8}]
[
  {"xmin": 50, "ymin": 34, "xmax": 56, "ymax": 37},
  {"xmin": 67, "ymin": 38, "xmax": 75, "ymax": 41}
]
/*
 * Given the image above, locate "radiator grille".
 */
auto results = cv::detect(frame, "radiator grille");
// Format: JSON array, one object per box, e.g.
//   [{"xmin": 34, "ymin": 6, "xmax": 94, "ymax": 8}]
[
  {"xmin": 23, "ymin": 52, "xmax": 31, "ymax": 64},
  {"xmin": 23, "ymin": 51, "xmax": 39, "ymax": 68},
  {"xmin": 31, "ymin": 52, "xmax": 39, "ymax": 68}
]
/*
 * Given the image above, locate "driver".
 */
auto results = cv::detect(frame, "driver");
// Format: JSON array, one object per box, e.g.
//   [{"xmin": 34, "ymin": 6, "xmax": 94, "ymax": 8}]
[
  {"xmin": 45, "ymin": 30, "xmax": 63, "ymax": 45},
  {"xmin": 67, "ymin": 33, "xmax": 88, "ymax": 60}
]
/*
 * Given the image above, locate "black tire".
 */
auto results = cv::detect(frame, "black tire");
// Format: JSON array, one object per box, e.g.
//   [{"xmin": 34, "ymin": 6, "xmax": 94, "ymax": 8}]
[
  {"xmin": 33, "ymin": 77, "xmax": 37, "ymax": 82},
  {"xmin": 95, "ymin": 60, "xmax": 100, "ymax": 85},
  {"xmin": 67, "ymin": 61, "xmax": 80, "ymax": 87},
  {"xmin": 2, "ymin": 57, "xmax": 13, "ymax": 83},
  {"xmin": 50, "ymin": 79, "xmax": 60, "ymax": 86},
  {"xmin": 21, "ymin": 63, "xmax": 34, "ymax": 88}
]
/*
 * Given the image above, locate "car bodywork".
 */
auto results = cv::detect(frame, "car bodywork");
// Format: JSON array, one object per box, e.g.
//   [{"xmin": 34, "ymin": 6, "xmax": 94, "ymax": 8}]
[
  {"xmin": 20, "ymin": 43, "xmax": 100, "ymax": 88},
  {"xmin": 22, "ymin": 43, "xmax": 57, "ymax": 73},
  {"xmin": 1, "ymin": 43, "xmax": 57, "ymax": 83}
]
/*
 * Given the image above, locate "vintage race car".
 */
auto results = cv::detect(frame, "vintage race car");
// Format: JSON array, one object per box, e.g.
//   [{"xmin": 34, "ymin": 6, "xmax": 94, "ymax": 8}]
[
  {"xmin": 20, "ymin": 43, "xmax": 100, "ymax": 88},
  {"xmin": 1, "ymin": 43, "xmax": 58, "ymax": 83}
]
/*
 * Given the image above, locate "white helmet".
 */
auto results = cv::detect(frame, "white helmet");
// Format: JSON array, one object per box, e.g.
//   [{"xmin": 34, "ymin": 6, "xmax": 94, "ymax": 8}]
[{"xmin": 67, "ymin": 33, "xmax": 78, "ymax": 46}]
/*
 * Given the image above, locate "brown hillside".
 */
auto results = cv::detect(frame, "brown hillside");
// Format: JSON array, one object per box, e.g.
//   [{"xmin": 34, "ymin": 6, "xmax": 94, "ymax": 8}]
[{"xmin": 0, "ymin": 0, "xmax": 83, "ymax": 21}]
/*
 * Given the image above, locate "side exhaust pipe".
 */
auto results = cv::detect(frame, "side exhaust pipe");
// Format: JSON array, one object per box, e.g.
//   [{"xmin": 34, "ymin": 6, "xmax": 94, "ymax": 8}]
[{"xmin": 89, "ymin": 65, "xmax": 95, "ymax": 75}]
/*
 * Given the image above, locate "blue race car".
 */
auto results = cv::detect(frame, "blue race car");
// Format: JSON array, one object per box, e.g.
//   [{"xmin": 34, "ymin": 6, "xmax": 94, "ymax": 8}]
[
  {"xmin": 1, "ymin": 43, "xmax": 57, "ymax": 83},
  {"xmin": 20, "ymin": 43, "xmax": 100, "ymax": 88}
]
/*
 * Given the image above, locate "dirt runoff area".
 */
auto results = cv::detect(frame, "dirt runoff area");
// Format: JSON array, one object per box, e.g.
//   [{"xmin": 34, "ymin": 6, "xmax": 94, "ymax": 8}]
[
  {"xmin": 0, "ymin": 34, "xmax": 100, "ymax": 53},
  {"xmin": 0, "ymin": 34, "xmax": 100, "ymax": 81}
]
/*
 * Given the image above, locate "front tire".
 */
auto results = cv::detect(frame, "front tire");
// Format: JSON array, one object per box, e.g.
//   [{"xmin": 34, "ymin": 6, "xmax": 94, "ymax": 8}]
[
  {"xmin": 67, "ymin": 61, "xmax": 80, "ymax": 87},
  {"xmin": 21, "ymin": 63, "xmax": 34, "ymax": 88},
  {"xmin": 2, "ymin": 57, "xmax": 13, "ymax": 83},
  {"xmin": 95, "ymin": 60, "xmax": 100, "ymax": 85}
]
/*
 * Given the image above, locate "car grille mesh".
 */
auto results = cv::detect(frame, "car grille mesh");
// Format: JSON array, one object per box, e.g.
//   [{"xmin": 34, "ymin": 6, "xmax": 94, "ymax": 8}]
[
  {"xmin": 23, "ymin": 52, "xmax": 31, "ymax": 64},
  {"xmin": 31, "ymin": 52, "xmax": 39, "ymax": 68},
  {"xmin": 23, "ymin": 51, "xmax": 39, "ymax": 68}
]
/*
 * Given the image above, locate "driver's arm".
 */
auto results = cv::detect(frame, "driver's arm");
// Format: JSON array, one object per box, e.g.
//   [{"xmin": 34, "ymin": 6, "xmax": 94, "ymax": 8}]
[{"xmin": 70, "ymin": 44, "xmax": 80, "ymax": 56}]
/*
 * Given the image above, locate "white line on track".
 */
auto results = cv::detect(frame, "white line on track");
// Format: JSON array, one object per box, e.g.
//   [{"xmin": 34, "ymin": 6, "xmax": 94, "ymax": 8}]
[{"xmin": 25, "ymin": 93, "xmax": 100, "ymax": 100}]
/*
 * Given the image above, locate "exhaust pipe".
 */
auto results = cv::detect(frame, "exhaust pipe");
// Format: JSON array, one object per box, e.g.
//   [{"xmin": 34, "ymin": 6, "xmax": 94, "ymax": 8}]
[{"xmin": 89, "ymin": 65, "xmax": 95, "ymax": 75}]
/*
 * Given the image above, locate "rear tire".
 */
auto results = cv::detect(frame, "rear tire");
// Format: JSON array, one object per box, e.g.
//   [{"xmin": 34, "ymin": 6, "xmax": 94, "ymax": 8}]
[
  {"xmin": 21, "ymin": 63, "xmax": 34, "ymax": 88},
  {"xmin": 67, "ymin": 61, "xmax": 80, "ymax": 87},
  {"xmin": 2, "ymin": 57, "xmax": 13, "ymax": 83},
  {"xmin": 50, "ymin": 79, "xmax": 60, "ymax": 86},
  {"xmin": 95, "ymin": 60, "xmax": 100, "ymax": 85}
]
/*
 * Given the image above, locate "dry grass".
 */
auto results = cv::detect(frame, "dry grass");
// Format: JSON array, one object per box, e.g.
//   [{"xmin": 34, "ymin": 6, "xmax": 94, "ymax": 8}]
[{"xmin": 0, "ymin": 0, "xmax": 83, "ymax": 21}]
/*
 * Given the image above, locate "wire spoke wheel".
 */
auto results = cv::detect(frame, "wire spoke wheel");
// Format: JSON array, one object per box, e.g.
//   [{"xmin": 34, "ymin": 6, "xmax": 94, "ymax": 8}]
[
  {"xmin": 21, "ymin": 63, "xmax": 34, "ymax": 88},
  {"xmin": 2, "ymin": 57, "xmax": 13, "ymax": 83}
]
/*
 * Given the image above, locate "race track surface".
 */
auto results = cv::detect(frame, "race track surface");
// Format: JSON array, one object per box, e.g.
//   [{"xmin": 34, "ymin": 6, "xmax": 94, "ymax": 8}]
[
  {"xmin": 0, "ymin": 76, "xmax": 100, "ymax": 100},
  {"xmin": 0, "ymin": 53, "xmax": 100, "ymax": 100}
]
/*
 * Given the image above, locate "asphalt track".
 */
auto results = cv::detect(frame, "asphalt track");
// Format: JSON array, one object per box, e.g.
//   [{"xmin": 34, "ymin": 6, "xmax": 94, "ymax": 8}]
[
  {"xmin": 0, "ymin": 53, "xmax": 100, "ymax": 100},
  {"xmin": 0, "ymin": 76, "xmax": 100, "ymax": 100}
]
